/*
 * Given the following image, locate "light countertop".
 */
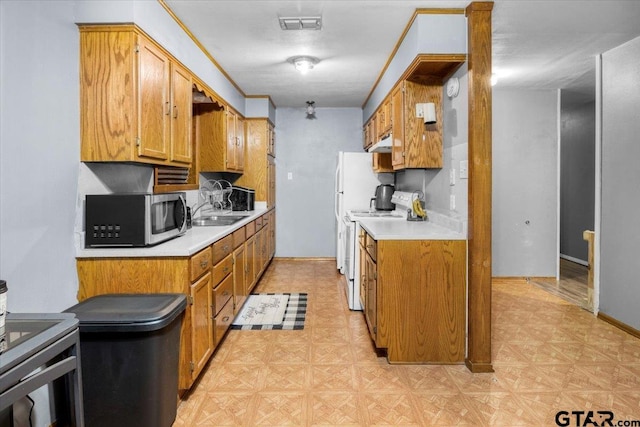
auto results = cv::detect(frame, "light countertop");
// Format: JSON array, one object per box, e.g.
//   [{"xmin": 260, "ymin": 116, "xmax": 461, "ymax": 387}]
[
  {"xmin": 358, "ymin": 217, "xmax": 466, "ymax": 241},
  {"xmin": 76, "ymin": 207, "xmax": 269, "ymax": 258}
]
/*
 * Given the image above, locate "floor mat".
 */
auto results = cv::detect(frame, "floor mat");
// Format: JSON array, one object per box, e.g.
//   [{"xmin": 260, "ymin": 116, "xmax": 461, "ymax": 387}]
[{"xmin": 231, "ymin": 293, "xmax": 307, "ymax": 330}]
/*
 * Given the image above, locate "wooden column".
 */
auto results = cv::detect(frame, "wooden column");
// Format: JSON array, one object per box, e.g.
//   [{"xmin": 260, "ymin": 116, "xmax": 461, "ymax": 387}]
[{"xmin": 465, "ymin": 1, "xmax": 494, "ymax": 373}]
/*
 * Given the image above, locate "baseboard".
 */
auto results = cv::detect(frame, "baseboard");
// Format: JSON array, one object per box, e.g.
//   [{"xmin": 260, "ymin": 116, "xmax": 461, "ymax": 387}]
[
  {"xmin": 560, "ymin": 253, "xmax": 588, "ymax": 266},
  {"xmin": 465, "ymin": 359, "xmax": 494, "ymax": 373},
  {"xmin": 597, "ymin": 311, "xmax": 640, "ymax": 339},
  {"xmin": 491, "ymin": 277, "xmax": 528, "ymax": 284},
  {"xmin": 492, "ymin": 276, "xmax": 554, "ymax": 284},
  {"xmin": 273, "ymin": 257, "xmax": 336, "ymax": 262}
]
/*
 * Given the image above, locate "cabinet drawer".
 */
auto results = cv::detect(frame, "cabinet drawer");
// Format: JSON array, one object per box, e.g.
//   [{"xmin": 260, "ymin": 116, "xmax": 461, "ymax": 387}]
[
  {"xmin": 213, "ymin": 273, "xmax": 233, "ymax": 316},
  {"xmin": 212, "ymin": 254, "xmax": 233, "ymax": 286},
  {"xmin": 246, "ymin": 220, "xmax": 255, "ymax": 238},
  {"xmin": 190, "ymin": 247, "xmax": 213, "ymax": 282},
  {"xmin": 255, "ymin": 217, "xmax": 263, "ymax": 230},
  {"xmin": 365, "ymin": 233, "xmax": 377, "ymax": 262},
  {"xmin": 232, "ymin": 226, "xmax": 246, "ymax": 249},
  {"xmin": 213, "ymin": 235, "xmax": 233, "ymax": 265},
  {"xmin": 214, "ymin": 296, "xmax": 234, "ymax": 346}
]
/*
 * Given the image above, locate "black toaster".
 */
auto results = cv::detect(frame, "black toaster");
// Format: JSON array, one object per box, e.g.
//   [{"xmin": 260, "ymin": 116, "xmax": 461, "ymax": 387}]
[{"xmin": 229, "ymin": 186, "xmax": 255, "ymax": 211}]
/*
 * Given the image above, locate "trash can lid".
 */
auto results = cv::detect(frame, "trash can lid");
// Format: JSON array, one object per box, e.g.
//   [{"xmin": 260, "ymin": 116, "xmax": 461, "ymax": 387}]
[{"xmin": 64, "ymin": 293, "xmax": 187, "ymax": 332}]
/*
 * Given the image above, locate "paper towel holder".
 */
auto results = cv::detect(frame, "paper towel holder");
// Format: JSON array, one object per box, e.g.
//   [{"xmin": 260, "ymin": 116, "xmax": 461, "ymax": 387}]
[{"xmin": 416, "ymin": 102, "xmax": 436, "ymax": 125}]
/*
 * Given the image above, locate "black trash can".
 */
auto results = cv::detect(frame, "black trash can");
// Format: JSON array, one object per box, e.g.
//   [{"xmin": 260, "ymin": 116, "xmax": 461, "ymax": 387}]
[{"xmin": 65, "ymin": 293, "xmax": 186, "ymax": 427}]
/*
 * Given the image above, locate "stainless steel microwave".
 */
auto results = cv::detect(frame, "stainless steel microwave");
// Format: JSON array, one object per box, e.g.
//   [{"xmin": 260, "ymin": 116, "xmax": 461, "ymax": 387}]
[{"xmin": 85, "ymin": 192, "xmax": 187, "ymax": 247}]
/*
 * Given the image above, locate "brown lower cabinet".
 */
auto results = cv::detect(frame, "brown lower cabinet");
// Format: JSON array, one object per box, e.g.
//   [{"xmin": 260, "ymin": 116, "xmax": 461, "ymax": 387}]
[
  {"xmin": 76, "ymin": 209, "xmax": 276, "ymax": 393},
  {"xmin": 359, "ymin": 229, "xmax": 467, "ymax": 364}
]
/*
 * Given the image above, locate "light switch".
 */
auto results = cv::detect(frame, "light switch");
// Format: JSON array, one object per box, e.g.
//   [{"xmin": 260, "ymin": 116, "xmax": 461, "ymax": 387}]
[
  {"xmin": 450, "ymin": 195, "xmax": 456, "ymax": 210},
  {"xmin": 450, "ymin": 168, "xmax": 456, "ymax": 186},
  {"xmin": 287, "ymin": 172, "xmax": 293, "ymax": 180},
  {"xmin": 460, "ymin": 160, "xmax": 468, "ymax": 179}
]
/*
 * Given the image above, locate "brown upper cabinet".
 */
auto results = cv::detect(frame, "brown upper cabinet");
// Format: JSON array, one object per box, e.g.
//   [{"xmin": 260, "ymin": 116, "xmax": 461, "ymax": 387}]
[
  {"xmin": 235, "ymin": 118, "xmax": 276, "ymax": 208},
  {"xmin": 391, "ymin": 79, "xmax": 443, "ymax": 169},
  {"xmin": 376, "ymin": 96, "xmax": 392, "ymax": 140},
  {"xmin": 79, "ymin": 25, "xmax": 192, "ymax": 167},
  {"xmin": 194, "ymin": 87, "xmax": 245, "ymax": 174},
  {"xmin": 363, "ymin": 118, "xmax": 375, "ymax": 150},
  {"xmin": 365, "ymin": 54, "xmax": 465, "ymax": 170},
  {"xmin": 226, "ymin": 109, "xmax": 245, "ymax": 172}
]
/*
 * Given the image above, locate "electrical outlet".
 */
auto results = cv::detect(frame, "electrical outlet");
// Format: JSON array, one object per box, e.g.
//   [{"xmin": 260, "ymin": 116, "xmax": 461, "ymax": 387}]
[
  {"xmin": 287, "ymin": 172, "xmax": 293, "ymax": 180},
  {"xmin": 450, "ymin": 168, "xmax": 456, "ymax": 186},
  {"xmin": 415, "ymin": 103, "xmax": 425, "ymax": 118},
  {"xmin": 450, "ymin": 194, "xmax": 456, "ymax": 210}
]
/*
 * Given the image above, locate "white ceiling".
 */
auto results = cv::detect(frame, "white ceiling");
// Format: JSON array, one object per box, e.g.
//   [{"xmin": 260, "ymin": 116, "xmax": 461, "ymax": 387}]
[{"xmin": 165, "ymin": 0, "xmax": 640, "ymax": 108}]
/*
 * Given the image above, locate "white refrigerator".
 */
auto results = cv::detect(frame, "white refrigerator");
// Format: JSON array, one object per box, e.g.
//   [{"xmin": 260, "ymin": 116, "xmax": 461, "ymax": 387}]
[{"xmin": 335, "ymin": 151, "xmax": 392, "ymax": 309}]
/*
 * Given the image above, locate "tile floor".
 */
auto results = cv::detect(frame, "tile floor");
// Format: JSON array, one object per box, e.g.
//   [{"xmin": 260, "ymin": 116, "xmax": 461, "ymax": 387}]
[{"xmin": 173, "ymin": 259, "xmax": 640, "ymax": 426}]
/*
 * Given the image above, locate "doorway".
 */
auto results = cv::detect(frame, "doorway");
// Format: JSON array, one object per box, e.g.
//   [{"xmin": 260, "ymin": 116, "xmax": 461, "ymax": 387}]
[
  {"xmin": 556, "ymin": 89, "xmax": 596, "ymax": 311},
  {"xmin": 531, "ymin": 259, "xmax": 590, "ymax": 310}
]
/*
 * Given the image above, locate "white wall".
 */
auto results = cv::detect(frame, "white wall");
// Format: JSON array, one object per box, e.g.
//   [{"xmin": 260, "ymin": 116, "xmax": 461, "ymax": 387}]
[
  {"xmin": 600, "ymin": 35, "xmax": 640, "ymax": 330},
  {"xmin": 0, "ymin": 3, "xmax": 80, "ymax": 425},
  {"xmin": 492, "ymin": 89, "xmax": 558, "ymax": 277},
  {"xmin": 275, "ymin": 108, "xmax": 363, "ymax": 257},
  {"xmin": 0, "ymin": 1, "xmax": 80, "ymax": 313},
  {"xmin": 363, "ymin": 13, "xmax": 467, "ymax": 121}
]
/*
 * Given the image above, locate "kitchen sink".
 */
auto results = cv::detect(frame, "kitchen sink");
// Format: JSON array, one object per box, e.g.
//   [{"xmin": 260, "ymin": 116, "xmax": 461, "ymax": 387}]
[{"xmin": 192, "ymin": 215, "xmax": 246, "ymax": 226}]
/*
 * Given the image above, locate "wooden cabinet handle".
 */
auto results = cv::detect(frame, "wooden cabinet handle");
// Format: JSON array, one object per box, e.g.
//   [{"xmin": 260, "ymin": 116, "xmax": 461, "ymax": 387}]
[
  {"xmin": 222, "ymin": 316, "xmax": 230, "ymax": 322},
  {"xmin": 165, "ymin": 102, "xmax": 171, "ymax": 115},
  {"xmin": 173, "ymin": 105, "xmax": 178, "ymax": 119},
  {"xmin": 223, "ymin": 266, "xmax": 229, "ymax": 273},
  {"xmin": 222, "ymin": 290, "xmax": 229, "ymax": 297},
  {"xmin": 200, "ymin": 259, "xmax": 209, "ymax": 269}
]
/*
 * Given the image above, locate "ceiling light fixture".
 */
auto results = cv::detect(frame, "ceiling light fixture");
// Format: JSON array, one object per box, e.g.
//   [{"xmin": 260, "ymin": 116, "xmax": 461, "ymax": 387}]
[
  {"xmin": 306, "ymin": 101, "xmax": 316, "ymax": 119},
  {"xmin": 289, "ymin": 56, "xmax": 319, "ymax": 74}
]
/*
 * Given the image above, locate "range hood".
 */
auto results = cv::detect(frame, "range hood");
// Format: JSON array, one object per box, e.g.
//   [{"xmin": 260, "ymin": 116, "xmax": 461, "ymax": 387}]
[{"xmin": 368, "ymin": 134, "xmax": 392, "ymax": 153}]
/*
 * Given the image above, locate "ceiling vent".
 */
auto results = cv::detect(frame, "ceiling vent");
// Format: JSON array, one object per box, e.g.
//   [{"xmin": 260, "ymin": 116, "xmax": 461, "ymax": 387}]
[{"xmin": 279, "ymin": 16, "xmax": 322, "ymax": 31}]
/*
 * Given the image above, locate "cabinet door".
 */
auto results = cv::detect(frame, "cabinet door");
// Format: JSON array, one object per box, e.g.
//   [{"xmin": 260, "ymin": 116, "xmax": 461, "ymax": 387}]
[
  {"xmin": 233, "ymin": 244, "xmax": 247, "ymax": 314},
  {"xmin": 267, "ymin": 156, "xmax": 276, "ymax": 208},
  {"xmin": 245, "ymin": 236, "xmax": 256, "ymax": 293},
  {"xmin": 170, "ymin": 62, "xmax": 193, "ymax": 164},
  {"xmin": 267, "ymin": 124, "xmax": 275, "ymax": 157},
  {"xmin": 363, "ymin": 122, "xmax": 370, "ymax": 150},
  {"xmin": 359, "ymin": 241, "xmax": 367, "ymax": 310},
  {"xmin": 137, "ymin": 36, "xmax": 170, "ymax": 161},
  {"xmin": 190, "ymin": 272, "xmax": 213, "ymax": 381},
  {"xmin": 364, "ymin": 254, "xmax": 377, "ymax": 342},
  {"xmin": 381, "ymin": 97, "xmax": 391, "ymax": 136},
  {"xmin": 268, "ymin": 209, "xmax": 276, "ymax": 259},
  {"xmin": 260, "ymin": 225, "xmax": 268, "ymax": 271},
  {"xmin": 373, "ymin": 153, "xmax": 393, "ymax": 173},
  {"xmin": 254, "ymin": 227, "xmax": 263, "ymax": 276},
  {"xmin": 235, "ymin": 116, "xmax": 245, "ymax": 171},
  {"xmin": 226, "ymin": 111, "xmax": 237, "ymax": 170},
  {"xmin": 391, "ymin": 83, "xmax": 405, "ymax": 169}
]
